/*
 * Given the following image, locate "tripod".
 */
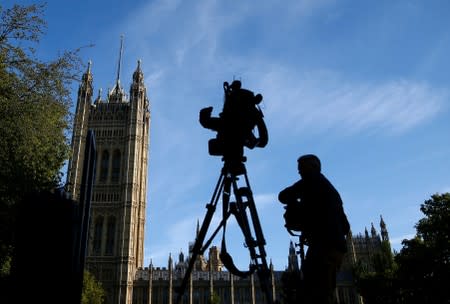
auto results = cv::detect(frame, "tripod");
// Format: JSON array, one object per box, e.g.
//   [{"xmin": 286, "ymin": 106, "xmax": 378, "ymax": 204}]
[{"xmin": 176, "ymin": 158, "xmax": 274, "ymax": 304}]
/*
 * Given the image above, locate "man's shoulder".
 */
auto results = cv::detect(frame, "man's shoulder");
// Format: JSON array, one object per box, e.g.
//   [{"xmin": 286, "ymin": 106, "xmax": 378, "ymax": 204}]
[{"xmin": 318, "ymin": 174, "xmax": 339, "ymax": 191}]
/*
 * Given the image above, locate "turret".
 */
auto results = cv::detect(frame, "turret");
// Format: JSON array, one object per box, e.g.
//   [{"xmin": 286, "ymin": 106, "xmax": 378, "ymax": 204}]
[
  {"xmin": 130, "ymin": 59, "xmax": 148, "ymax": 109},
  {"xmin": 78, "ymin": 60, "xmax": 93, "ymax": 99},
  {"xmin": 132, "ymin": 59, "xmax": 144, "ymax": 85},
  {"xmin": 371, "ymin": 222, "xmax": 377, "ymax": 237}
]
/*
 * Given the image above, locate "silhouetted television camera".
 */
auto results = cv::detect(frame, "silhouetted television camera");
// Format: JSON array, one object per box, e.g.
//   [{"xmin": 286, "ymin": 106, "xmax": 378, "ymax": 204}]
[{"xmin": 199, "ymin": 80, "xmax": 268, "ymax": 162}]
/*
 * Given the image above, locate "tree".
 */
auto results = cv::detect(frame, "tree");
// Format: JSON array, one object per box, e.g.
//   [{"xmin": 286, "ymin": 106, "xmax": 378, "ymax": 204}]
[
  {"xmin": 395, "ymin": 193, "xmax": 450, "ymax": 303},
  {"xmin": 0, "ymin": 3, "xmax": 84, "ymax": 277},
  {"xmin": 82, "ymin": 271, "xmax": 105, "ymax": 304}
]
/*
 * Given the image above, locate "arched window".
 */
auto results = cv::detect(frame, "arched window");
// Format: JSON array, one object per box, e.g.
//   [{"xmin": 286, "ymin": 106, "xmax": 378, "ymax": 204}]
[
  {"xmin": 93, "ymin": 216, "xmax": 104, "ymax": 255},
  {"xmin": 99, "ymin": 150, "xmax": 109, "ymax": 181},
  {"xmin": 105, "ymin": 216, "xmax": 116, "ymax": 255},
  {"xmin": 111, "ymin": 150, "xmax": 121, "ymax": 182}
]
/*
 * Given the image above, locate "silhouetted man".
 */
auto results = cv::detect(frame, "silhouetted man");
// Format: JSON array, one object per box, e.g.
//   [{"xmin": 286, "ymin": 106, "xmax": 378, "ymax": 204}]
[{"xmin": 278, "ymin": 154, "xmax": 349, "ymax": 304}]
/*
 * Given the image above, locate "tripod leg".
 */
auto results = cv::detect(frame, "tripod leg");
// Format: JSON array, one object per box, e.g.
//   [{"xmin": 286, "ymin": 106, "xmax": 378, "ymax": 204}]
[
  {"xmin": 232, "ymin": 173, "xmax": 274, "ymax": 304},
  {"xmin": 245, "ymin": 189, "xmax": 274, "ymax": 304},
  {"xmin": 176, "ymin": 172, "xmax": 225, "ymax": 304}
]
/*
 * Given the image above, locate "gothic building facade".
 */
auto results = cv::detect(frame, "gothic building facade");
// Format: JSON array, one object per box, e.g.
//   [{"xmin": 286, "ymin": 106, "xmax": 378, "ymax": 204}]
[{"xmin": 67, "ymin": 53, "xmax": 150, "ymax": 304}]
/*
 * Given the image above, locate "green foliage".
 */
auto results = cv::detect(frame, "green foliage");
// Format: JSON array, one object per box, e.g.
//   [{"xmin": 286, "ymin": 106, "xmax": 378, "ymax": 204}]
[
  {"xmin": 0, "ymin": 3, "xmax": 84, "ymax": 276},
  {"xmin": 0, "ymin": 3, "xmax": 83, "ymax": 204},
  {"xmin": 208, "ymin": 291, "xmax": 221, "ymax": 304},
  {"xmin": 82, "ymin": 271, "xmax": 105, "ymax": 304}
]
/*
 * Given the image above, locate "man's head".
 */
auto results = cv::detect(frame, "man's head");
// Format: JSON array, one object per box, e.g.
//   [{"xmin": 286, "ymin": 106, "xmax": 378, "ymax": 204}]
[{"xmin": 297, "ymin": 154, "xmax": 321, "ymax": 178}]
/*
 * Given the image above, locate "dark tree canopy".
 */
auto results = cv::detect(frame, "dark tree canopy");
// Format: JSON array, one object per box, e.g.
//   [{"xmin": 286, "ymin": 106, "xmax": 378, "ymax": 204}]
[
  {"xmin": 0, "ymin": 3, "xmax": 84, "ymax": 277},
  {"xmin": 395, "ymin": 193, "xmax": 450, "ymax": 303},
  {"xmin": 415, "ymin": 193, "xmax": 450, "ymax": 261}
]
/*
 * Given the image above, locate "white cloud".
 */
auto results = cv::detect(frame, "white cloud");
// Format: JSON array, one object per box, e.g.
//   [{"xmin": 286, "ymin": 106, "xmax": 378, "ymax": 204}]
[{"xmin": 256, "ymin": 68, "xmax": 447, "ymax": 137}]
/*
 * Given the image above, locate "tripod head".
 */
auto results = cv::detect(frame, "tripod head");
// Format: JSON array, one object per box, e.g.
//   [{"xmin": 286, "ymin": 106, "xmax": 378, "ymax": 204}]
[{"xmin": 221, "ymin": 155, "xmax": 247, "ymax": 177}]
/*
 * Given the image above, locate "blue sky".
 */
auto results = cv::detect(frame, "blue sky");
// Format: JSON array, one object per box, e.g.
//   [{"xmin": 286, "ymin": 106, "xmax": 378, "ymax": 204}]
[{"xmin": 8, "ymin": 0, "xmax": 450, "ymax": 270}]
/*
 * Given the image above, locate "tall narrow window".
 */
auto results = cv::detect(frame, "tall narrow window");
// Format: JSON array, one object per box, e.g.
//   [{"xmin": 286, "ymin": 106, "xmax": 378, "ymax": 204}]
[
  {"xmin": 111, "ymin": 150, "xmax": 121, "ymax": 182},
  {"xmin": 100, "ymin": 150, "xmax": 109, "ymax": 181},
  {"xmin": 105, "ymin": 216, "xmax": 116, "ymax": 255},
  {"xmin": 93, "ymin": 216, "xmax": 104, "ymax": 255}
]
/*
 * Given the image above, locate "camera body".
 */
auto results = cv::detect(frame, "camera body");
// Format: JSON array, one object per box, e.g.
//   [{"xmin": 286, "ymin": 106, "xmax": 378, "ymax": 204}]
[{"xmin": 199, "ymin": 80, "xmax": 268, "ymax": 162}]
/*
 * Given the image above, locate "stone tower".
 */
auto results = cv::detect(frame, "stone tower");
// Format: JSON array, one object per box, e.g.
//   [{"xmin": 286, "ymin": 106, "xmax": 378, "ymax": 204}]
[{"xmin": 67, "ymin": 39, "xmax": 150, "ymax": 304}]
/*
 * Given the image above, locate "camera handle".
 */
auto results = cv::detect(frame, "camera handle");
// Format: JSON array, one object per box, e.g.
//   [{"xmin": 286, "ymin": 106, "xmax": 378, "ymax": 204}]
[{"xmin": 175, "ymin": 161, "xmax": 274, "ymax": 304}]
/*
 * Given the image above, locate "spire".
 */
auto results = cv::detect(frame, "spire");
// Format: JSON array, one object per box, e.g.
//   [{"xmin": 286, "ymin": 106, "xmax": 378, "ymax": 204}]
[
  {"xmin": 108, "ymin": 36, "xmax": 127, "ymax": 103},
  {"xmin": 179, "ymin": 250, "xmax": 184, "ymax": 263},
  {"xmin": 80, "ymin": 60, "xmax": 93, "ymax": 95},
  {"xmin": 196, "ymin": 219, "xmax": 200, "ymax": 236},
  {"xmin": 116, "ymin": 35, "xmax": 124, "ymax": 87},
  {"xmin": 380, "ymin": 215, "xmax": 389, "ymax": 242},
  {"xmin": 371, "ymin": 222, "xmax": 377, "ymax": 237}
]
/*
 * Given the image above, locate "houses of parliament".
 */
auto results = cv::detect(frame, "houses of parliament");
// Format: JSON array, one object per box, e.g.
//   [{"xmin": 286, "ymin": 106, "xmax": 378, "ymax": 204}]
[{"xmin": 67, "ymin": 52, "xmax": 391, "ymax": 304}]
